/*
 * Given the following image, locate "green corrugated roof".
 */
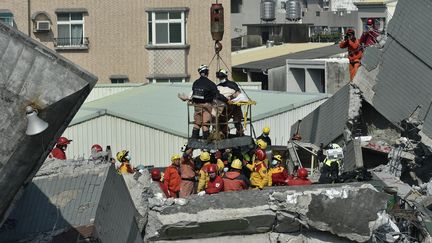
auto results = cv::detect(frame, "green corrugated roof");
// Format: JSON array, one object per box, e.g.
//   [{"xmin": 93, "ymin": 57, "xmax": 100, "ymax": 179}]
[{"xmin": 70, "ymin": 83, "xmax": 329, "ymax": 138}]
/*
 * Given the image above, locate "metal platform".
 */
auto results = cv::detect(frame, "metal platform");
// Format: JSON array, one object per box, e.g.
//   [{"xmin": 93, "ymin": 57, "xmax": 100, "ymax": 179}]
[{"xmin": 187, "ymin": 136, "xmax": 255, "ymax": 150}]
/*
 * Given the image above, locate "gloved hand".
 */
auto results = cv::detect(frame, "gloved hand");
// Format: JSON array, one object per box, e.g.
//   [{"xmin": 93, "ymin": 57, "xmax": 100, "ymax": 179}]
[{"xmin": 197, "ymin": 191, "xmax": 206, "ymax": 196}]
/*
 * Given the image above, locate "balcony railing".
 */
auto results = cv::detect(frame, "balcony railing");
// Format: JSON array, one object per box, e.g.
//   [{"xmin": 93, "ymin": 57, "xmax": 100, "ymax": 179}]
[{"xmin": 54, "ymin": 37, "xmax": 89, "ymax": 50}]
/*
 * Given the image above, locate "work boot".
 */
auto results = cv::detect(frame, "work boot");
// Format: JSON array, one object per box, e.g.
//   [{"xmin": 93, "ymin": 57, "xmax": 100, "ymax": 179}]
[
  {"xmin": 191, "ymin": 129, "xmax": 200, "ymax": 139},
  {"xmin": 203, "ymin": 131, "xmax": 210, "ymax": 140}
]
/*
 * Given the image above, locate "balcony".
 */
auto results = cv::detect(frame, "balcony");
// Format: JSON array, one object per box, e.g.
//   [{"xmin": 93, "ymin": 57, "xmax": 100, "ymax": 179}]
[{"xmin": 54, "ymin": 37, "xmax": 89, "ymax": 50}]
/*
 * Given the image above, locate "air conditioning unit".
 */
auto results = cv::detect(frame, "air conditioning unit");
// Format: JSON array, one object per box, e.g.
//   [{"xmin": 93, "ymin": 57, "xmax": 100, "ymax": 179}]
[{"xmin": 36, "ymin": 21, "xmax": 50, "ymax": 32}]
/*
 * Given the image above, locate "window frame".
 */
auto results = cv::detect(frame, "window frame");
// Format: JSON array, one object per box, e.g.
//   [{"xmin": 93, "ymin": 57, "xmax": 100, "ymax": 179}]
[
  {"xmin": 0, "ymin": 12, "xmax": 14, "ymax": 27},
  {"xmin": 148, "ymin": 11, "xmax": 185, "ymax": 46},
  {"xmin": 56, "ymin": 12, "xmax": 85, "ymax": 47},
  {"xmin": 151, "ymin": 78, "xmax": 185, "ymax": 83}
]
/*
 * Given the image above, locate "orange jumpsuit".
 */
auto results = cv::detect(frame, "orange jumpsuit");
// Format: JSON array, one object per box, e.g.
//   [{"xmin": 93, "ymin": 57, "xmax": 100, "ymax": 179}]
[{"xmin": 339, "ymin": 38, "xmax": 363, "ymax": 81}]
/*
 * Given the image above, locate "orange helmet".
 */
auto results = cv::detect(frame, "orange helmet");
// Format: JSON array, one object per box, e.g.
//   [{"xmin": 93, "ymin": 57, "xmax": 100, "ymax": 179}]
[
  {"xmin": 346, "ymin": 28, "xmax": 355, "ymax": 35},
  {"xmin": 298, "ymin": 168, "xmax": 308, "ymax": 179},
  {"xmin": 207, "ymin": 164, "xmax": 218, "ymax": 173},
  {"xmin": 151, "ymin": 169, "xmax": 161, "ymax": 181},
  {"xmin": 255, "ymin": 149, "xmax": 266, "ymax": 161},
  {"xmin": 91, "ymin": 144, "xmax": 103, "ymax": 153},
  {"xmin": 57, "ymin": 137, "xmax": 72, "ymax": 146}
]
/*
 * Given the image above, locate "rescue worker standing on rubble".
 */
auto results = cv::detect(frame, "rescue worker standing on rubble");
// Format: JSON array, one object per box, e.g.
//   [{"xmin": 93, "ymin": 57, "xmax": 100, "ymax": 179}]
[
  {"xmin": 180, "ymin": 147, "xmax": 196, "ymax": 198},
  {"xmin": 268, "ymin": 155, "xmax": 289, "ymax": 186},
  {"xmin": 339, "ymin": 28, "xmax": 363, "ymax": 81},
  {"xmin": 116, "ymin": 150, "xmax": 134, "ymax": 174},
  {"xmin": 247, "ymin": 149, "xmax": 269, "ymax": 189},
  {"xmin": 257, "ymin": 127, "xmax": 272, "ymax": 146},
  {"xmin": 191, "ymin": 65, "xmax": 228, "ymax": 139},
  {"xmin": 50, "ymin": 137, "xmax": 72, "ymax": 160},
  {"xmin": 319, "ymin": 144, "xmax": 342, "ymax": 184},
  {"xmin": 151, "ymin": 168, "xmax": 169, "ymax": 197},
  {"xmin": 203, "ymin": 164, "xmax": 224, "ymax": 195},
  {"xmin": 164, "ymin": 154, "xmax": 182, "ymax": 198},
  {"xmin": 223, "ymin": 159, "xmax": 250, "ymax": 191},
  {"xmin": 288, "ymin": 168, "xmax": 312, "ymax": 186},
  {"xmin": 216, "ymin": 68, "xmax": 244, "ymax": 137},
  {"xmin": 360, "ymin": 18, "xmax": 380, "ymax": 49},
  {"xmin": 197, "ymin": 151, "xmax": 212, "ymax": 192}
]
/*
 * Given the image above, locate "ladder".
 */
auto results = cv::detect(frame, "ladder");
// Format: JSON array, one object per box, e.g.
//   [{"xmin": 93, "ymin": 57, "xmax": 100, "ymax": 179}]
[{"xmin": 287, "ymin": 141, "xmax": 302, "ymax": 174}]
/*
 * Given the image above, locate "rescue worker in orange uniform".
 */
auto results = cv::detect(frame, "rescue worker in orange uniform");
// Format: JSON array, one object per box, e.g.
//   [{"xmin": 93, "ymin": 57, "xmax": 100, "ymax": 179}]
[
  {"xmin": 151, "ymin": 168, "xmax": 169, "ymax": 197},
  {"xmin": 116, "ymin": 150, "xmax": 134, "ymax": 174},
  {"xmin": 205, "ymin": 164, "xmax": 224, "ymax": 194},
  {"xmin": 268, "ymin": 155, "xmax": 289, "ymax": 186},
  {"xmin": 339, "ymin": 28, "xmax": 363, "ymax": 81},
  {"xmin": 223, "ymin": 159, "xmax": 250, "ymax": 191},
  {"xmin": 197, "ymin": 151, "xmax": 212, "ymax": 192},
  {"xmin": 164, "ymin": 154, "xmax": 182, "ymax": 198},
  {"xmin": 50, "ymin": 137, "xmax": 72, "ymax": 160},
  {"xmin": 180, "ymin": 148, "xmax": 196, "ymax": 198},
  {"xmin": 246, "ymin": 149, "xmax": 269, "ymax": 189},
  {"xmin": 288, "ymin": 168, "xmax": 312, "ymax": 186}
]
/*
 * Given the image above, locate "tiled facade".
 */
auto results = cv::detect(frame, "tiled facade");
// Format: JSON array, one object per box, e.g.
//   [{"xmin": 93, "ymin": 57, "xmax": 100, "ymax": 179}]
[{"xmin": 0, "ymin": 0, "xmax": 231, "ymax": 83}]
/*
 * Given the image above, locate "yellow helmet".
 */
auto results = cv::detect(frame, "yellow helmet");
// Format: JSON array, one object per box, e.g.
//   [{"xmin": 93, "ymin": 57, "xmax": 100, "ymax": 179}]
[
  {"xmin": 116, "ymin": 150, "xmax": 128, "ymax": 162},
  {"xmin": 262, "ymin": 127, "xmax": 270, "ymax": 135},
  {"xmin": 171, "ymin": 154, "xmax": 181, "ymax": 162},
  {"xmin": 231, "ymin": 159, "xmax": 243, "ymax": 170},
  {"xmin": 274, "ymin": 155, "xmax": 282, "ymax": 162},
  {"xmin": 200, "ymin": 151, "xmax": 210, "ymax": 162},
  {"xmin": 256, "ymin": 139, "xmax": 268, "ymax": 150}
]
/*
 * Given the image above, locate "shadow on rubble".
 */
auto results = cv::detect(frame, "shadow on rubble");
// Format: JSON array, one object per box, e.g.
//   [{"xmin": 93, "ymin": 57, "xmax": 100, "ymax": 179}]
[{"xmin": 0, "ymin": 183, "xmax": 96, "ymax": 243}]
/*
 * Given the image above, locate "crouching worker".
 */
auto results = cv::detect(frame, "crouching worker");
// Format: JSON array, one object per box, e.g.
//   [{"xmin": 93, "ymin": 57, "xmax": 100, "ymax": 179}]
[
  {"xmin": 223, "ymin": 159, "xmax": 250, "ymax": 191},
  {"xmin": 151, "ymin": 168, "xmax": 169, "ymax": 197},
  {"xmin": 164, "ymin": 154, "xmax": 181, "ymax": 198},
  {"xmin": 116, "ymin": 150, "xmax": 134, "ymax": 174},
  {"xmin": 288, "ymin": 168, "xmax": 312, "ymax": 186},
  {"xmin": 269, "ymin": 155, "xmax": 289, "ymax": 186}
]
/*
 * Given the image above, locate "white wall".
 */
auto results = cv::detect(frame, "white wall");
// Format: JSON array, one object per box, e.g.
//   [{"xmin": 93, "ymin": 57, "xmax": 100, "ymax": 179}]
[
  {"xmin": 63, "ymin": 115, "xmax": 187, "ymax": 168},
  {"xmin": 84, "ymin": 84, "xmax": 145, "ymax": 103}
]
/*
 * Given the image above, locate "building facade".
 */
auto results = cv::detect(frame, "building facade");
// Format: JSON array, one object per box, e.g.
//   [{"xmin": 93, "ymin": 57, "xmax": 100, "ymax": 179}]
[{"xmin": 0, "ymin": 0, "xmax": 231, "ymax": 84}]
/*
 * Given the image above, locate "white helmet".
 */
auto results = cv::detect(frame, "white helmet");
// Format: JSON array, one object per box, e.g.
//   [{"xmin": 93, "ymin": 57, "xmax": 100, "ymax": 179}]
[
  {"xmin": 328, "ymin": 143, "xmax": 341, "ymax": 149},
  {"xmin": 198, "ymin": 64, "xmax": 209, "ymax": 73}
]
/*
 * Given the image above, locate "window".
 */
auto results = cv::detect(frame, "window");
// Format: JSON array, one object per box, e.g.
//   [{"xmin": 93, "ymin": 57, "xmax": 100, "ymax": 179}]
[
  {"xmin": 281, "ymin": 2, "xmax": 286, "ymax": 10},
  {"xmin": 152, "ymin": 78, "xmax": 185, "ymax": 83},
  {"xmin": 56, "ymin": 13, "xmax": 84, "ymax": 47},
  {"xmin": 111, "ymin": 78, "xmax": 128, "ymax": 84},
  {"xmin": 0, "ymin": 12, "xmax": 13, "ymax": 27},
  {"xmin": 231, "ymin": 0, "xmax": 243, "ymax": 13},
  {"xmin": 148, "ymin": 11, "xmax": 185, "ymax": 45},
  {"xmin": 316, "ymin": 11, "xmax": 320, "ymax": 17}
]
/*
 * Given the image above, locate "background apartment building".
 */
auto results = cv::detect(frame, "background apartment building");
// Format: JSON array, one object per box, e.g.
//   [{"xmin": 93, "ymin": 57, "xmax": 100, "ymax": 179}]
[{"xmin": 0, "ymin": 0, "xmax": 231, "ymax": 84}]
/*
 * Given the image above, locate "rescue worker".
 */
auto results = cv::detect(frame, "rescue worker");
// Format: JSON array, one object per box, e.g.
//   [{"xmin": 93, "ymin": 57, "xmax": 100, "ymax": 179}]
[
  {"xmin": 151, "ymin": 168, "xmax": 169, "ymax": 197},
  {"xmin": 191, "ymin": 65, "xmax": 228, "ymax": 139},
  {"xmin": 360, "ymin": 18, "xmax": 380, "ymax": 49},
  {"xmin": 180, "ymin": 149, "xmax": 196, "ymax": 198},
  {"xmin": 257, "ymin": 127, "xmax": 272, "ymax": 146},
  {"xmin": 204, "ymin": 164, "xmax": 224, "ymax": 194},
  {"xmin": 339, "ymin": 29, "xmax": 363, "ymax": 81},
  {"xmin": 50, "ymin": 137, "xmax": 72, "ymax": 160},
  {"xmin": 246, "ymin": 149, "xmax": 269, "ymax": 189},
  {"xmin": 288, "ymin": 168, "xmax": 312, "ymax": 186},
  {"xmin": 256, "ymin": 139, "xmax": 269, "ymax": 167},
  {"xmin": 319, "ymin": 144, "xmax": 342, "ymax": 184},
  {"xmin": 164, "ymin": 154, "xmax": 182, "ymax": 198},
  {"xmin": 90, "ymin": 144, "xmax": 103, "ymax": 160},
  {"xmin": 116, "ymin": 150, "xmax": 134, "ymax": 174},
  {"xmin": 216, "ymin": 68, "xmax": 244, "ymax": 137},
  {"xmin": 268, "ymin": 155, "xmax": 289, "ymax": 186},
  {"xmin": 197, "ymin": 151, "xmax": 212, "ymax": 192},
  {"xmin": 223, "ymin": 159, "xmax": 250, "ymax": 191}
]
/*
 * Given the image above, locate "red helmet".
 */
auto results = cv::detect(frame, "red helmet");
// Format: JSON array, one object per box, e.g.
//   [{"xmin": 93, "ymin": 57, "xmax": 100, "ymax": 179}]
[
  {"xmin": 57, "ymin": 137, "xmax": 72, "ymax": 146},
  {"xmin": 255, "ymin": 149, "xmax": 266, "ymax": 161},
  {"xmin": 151, "ymin": 169, "xmax": 161, "ymax": 181},
  {"xmin": 346, "ymin": 28, "xmax": 355, "ymax": 35},
  {"xmin": 207, "ymin": 164, "xmax": 218, "ymax": 173},
  {"xmin": 298, "ymin": 168, "xmax": 308, "ymax": 179},
  {"xmin": 367, "ymin": 18, "xmax": 374, "ymax": 26},
  {"xmin": 91, "ymin": 144, "xmax": 103, "ymax": 152}
]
